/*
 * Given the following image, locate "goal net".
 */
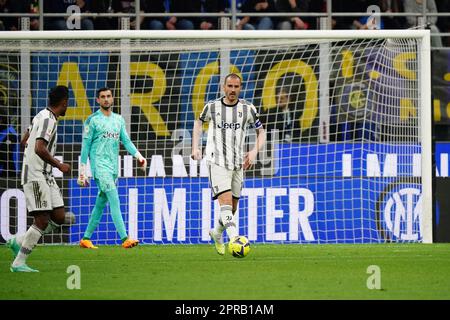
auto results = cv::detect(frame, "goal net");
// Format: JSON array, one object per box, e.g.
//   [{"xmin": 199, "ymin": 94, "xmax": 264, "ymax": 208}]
[{"xmin": 0, "ymin": 30, "xmax": 432, "ymax": 245}]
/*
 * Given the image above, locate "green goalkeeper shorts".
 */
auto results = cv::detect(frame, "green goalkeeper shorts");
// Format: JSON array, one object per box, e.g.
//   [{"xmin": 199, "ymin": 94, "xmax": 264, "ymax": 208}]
[{"xmin": 94, "ymin": 172, "xmax": 118, "ymax": 193}]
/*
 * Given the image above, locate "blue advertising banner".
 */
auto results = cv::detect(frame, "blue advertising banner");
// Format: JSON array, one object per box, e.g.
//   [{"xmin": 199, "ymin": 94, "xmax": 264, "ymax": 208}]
[{"xmin": 67, "ymin": 142, "xmax": 444, "ymax": 245}]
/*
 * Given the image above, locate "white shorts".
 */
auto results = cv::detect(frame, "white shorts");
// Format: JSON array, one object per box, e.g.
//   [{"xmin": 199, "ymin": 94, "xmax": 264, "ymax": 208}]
[
  {"xmin": 207, "ymin": 162, "xmax": 243, "ymax": 200},
  {"xmin": 23, "ymin": 178, "xmax": 64, "ymax": 213}
]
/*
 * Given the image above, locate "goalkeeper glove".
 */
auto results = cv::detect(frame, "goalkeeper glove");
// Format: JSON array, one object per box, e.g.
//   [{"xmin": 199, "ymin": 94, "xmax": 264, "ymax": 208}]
[
  {"xmin": 135, "ymin": 151, "xmax": 147, "ymax": 173},
  {"xmin": 77, "ymin": 163, "xmax": 90, "ymax": 187}
]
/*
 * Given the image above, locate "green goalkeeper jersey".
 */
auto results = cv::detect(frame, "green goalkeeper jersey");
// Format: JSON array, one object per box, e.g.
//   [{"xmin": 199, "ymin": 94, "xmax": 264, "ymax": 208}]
[{"xmin": 80, "ymin": 110, "xmax": 137, "ymax": 179}]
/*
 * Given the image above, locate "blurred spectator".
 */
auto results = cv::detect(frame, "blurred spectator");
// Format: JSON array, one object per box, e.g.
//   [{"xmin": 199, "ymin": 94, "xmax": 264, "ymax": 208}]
[
  {"xmin": 331, "ymin": 0, "xmax": 384, "ymax": 30},
  {"xmin": 1, "ymin": 0, "xmax": 40, "ymax": 31},
  {"xmin": 351, "ymin": 0, "xmax": 384, "ymax": 30},
  {"xmin": 236, "ymin": 0, "xmax": 276, "ymax": 30},
  {"xmin": 200, "ymin": 0, "xmax": 227, "ymax": 30},
  {"xmin": 90, "ymin": 0, "xmax": 117, "ymax": 30},
  {"xmin": 44, "ymin": 0, "xmax": 94, "ymax": 30},
  {"xmin": 260, "ymin": 87, "xmax": 299, "ymax": 143},
  {"xmin": 166, "ymin": 0, "xmax": 201, "ymax": 30},
  {"xmin": 275, "ymin": 0, "xmax": 309, "ymax": 30},
  {"xmin": 379, "ymin": 0, "xmax": 406, "ymax": 29},
  {"xmin": 435, "ymin": 0, "xmax": 450, "ymax": 46},
  {"xmin": 0, "ymin": 0, "xmax": 15, "ymax": 30},
  {"xmin": 330, "ymin": 0, "xmax": 353, "ymax": 29},
  {"xmin": 226, "ymin": 0, "xmax": 245, "ymax": 12},
  {"xmin": 113, "ymin": 0, "xmax": 146, "ymax": 29},
  {"xmin": 306, "ymin": 0, "xmax": 325, "ymax": 29},
  {"xmin": 0, "ymin": 109, "xmax": 20, "ymax": 177},
  {"xmin": 145, "ymin": 0, "xmax": 166, "ymax": 30},
  {"xmin": 29, "ymin": 0, "xmax": 40, "ymax": 30},
  {"xmin": 403, "ymin": 0, "xmax": 442, "ymax": 47}
]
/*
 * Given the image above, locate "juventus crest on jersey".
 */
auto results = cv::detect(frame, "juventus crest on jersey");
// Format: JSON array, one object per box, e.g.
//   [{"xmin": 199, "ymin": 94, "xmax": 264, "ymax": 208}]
[
  {"xmin": 199, "ymin": 97, "xmax": 263, "ymax": 170},
  {"xmin": 21, "ymin": 108, "xmax": 58, "ymax": 185}
]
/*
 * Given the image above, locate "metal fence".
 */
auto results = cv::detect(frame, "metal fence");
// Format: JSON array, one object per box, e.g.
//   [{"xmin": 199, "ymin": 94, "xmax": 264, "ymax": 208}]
[{"xmin": 0, "ymin": 0, "xmax": 449, "ymax": 49}]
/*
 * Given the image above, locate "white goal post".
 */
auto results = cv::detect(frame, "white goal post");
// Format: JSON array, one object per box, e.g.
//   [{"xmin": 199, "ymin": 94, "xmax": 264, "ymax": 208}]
[{"xmin": 0, "ymin": 29, "xmax": 432, "ymax": 244}]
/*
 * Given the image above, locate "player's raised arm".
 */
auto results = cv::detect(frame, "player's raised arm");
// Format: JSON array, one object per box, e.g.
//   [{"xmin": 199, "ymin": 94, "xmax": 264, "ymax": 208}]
[{"xmin": 119, "ymin": 116, "xmax": 147, "ymax": 173}]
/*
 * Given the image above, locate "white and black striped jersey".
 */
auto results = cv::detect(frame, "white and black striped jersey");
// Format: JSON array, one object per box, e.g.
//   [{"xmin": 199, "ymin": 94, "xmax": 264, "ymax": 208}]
[
  {"xmin": 21, "ymin": 108, "xmax": 58, "ymax": 185},
  {"xmin": 199, "ymin": 97, "xmax": 263, "ymax": 170}
]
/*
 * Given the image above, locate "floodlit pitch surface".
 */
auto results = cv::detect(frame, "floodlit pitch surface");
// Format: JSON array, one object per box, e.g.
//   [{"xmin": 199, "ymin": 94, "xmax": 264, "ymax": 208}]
[{"xmin": 1, "ymin": 244, "xmax": 450, "ymax": 299}]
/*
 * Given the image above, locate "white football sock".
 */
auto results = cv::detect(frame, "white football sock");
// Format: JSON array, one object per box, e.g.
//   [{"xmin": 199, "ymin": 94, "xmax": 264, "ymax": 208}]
[
  {"xmin": 12, "ymin": 225, "xmax": 43, "ymax": 267},
  {"xmin": 15, "ymin": 220, "xmax": 59, "ymax": 247},
  {"xmin": 220, "ymin": 205, "xmax": 237, "ymax": 240},
  {"xmin": 214, "ymin": 218, "xmax": 225, "ymax": 236},
  {"xmin": 15, "ymin": 234, "xmax": 25, "ymax": 247}
]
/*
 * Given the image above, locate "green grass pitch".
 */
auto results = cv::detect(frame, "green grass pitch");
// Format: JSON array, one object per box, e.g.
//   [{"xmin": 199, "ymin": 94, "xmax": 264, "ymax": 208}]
[{"xmin": 1, "ymin": 243, "xmax": 450, "ymax": 300}]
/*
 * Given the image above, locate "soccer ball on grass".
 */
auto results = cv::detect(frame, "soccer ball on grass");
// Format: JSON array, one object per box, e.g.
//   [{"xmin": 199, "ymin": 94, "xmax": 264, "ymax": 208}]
[{"xmin": 228, "ymin": 236, "xmax": 250, "ymax": 258}]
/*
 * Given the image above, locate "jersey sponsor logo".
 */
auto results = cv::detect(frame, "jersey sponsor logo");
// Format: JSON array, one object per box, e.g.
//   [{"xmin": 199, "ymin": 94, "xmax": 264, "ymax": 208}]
[
  {"xmin": 217, "ymin": 120, "xmax": 241, "ymax": 130},
  {"xmin": 102, "ymin": 131, "xmax": 119, "ymax": 139}
]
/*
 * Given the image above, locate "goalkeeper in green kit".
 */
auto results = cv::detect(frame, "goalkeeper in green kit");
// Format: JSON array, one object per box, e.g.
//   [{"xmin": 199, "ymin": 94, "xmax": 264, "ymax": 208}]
[{"xmin": 78, "ymin": 87, "xmax": 147, "ymax": 249}]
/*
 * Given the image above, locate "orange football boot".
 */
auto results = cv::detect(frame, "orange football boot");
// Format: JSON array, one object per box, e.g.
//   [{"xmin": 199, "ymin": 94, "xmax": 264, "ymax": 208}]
[
  {"xmin": 80, "ymin": 239, "xmax": 98, "ymax": 249},
  {"xmin": 122, "ymin": 239, "xmax": 139, "ymax": 248}
]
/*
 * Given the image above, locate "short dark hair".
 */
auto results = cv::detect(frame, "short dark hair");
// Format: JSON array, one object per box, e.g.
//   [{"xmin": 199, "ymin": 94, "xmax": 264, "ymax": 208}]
[
  {"xmin": 97, "ymin": 87, "xmax": 112, "ymax": 98},
  {"xmin": 224, "ymin": 73, "xmax": 242, "ymax": 85},
  {"xmin": 49, "ymin": 85, "xmax": 69, "ymax": 107}
]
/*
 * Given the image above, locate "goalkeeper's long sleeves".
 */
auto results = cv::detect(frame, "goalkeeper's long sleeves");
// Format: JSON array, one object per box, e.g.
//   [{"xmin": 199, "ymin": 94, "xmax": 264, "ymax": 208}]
[{"xmin": 79, "ymin": 110, "xmax": 138, "ymax": 179}]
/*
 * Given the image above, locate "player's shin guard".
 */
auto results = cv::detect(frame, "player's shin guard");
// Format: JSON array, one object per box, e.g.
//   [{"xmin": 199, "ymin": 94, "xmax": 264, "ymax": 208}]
[
  {"xmin": 220, "ymin": 205, "xmax": 237, "ymax": 241},
  {"xmin": 83, "ymin": 192, "xmax": 107, "ymax": 239},
  {"xmin": 12, "ymin": 225, "xmax": 43, "ymax": 267},
  {"xmin": 105, "ymin": 189, "xmax": 128, "ymax": 240}
]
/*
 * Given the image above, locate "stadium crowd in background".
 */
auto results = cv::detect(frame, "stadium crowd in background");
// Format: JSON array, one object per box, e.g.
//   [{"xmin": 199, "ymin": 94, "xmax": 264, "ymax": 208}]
[
  {"xmin": 0, "ymin": 0, "xmax": 448, "ymax": 46},
  {"xmin": 260, "ymin": 87, "xmax": 299, "ymax": 143},
  {"xmin": 43, "ymin": 0, "xmax": 94, "ymax": 30}
]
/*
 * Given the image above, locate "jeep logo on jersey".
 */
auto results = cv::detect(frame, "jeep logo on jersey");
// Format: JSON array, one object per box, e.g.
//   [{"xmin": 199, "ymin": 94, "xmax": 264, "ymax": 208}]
[
  {"xmin": 217, "ymin": 120, "xmax": 241, "ymax": 130},
  {"xmin": 383, "ymin": 187, "xmax": 422, "ymax": 241},
  {"xmin": 103, "ymin": 131, "xmax": 119, "ymax": 139}
]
